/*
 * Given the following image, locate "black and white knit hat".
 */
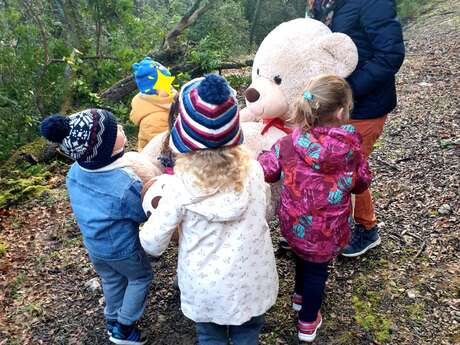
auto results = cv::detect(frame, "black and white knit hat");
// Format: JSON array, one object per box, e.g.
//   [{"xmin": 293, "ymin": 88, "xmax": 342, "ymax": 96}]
[{"xmin": 40, "ymin": 109, "xmax": 119, "ymax": 169}]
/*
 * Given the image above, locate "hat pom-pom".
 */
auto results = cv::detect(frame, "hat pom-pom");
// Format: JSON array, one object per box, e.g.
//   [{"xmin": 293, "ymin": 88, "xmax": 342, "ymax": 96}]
[
  {"xmin": 40, "ymin": 115, "xmax": 70, "ymax": 143},
  {"xmin": 198, "ymin": 74, "xmax": 231, "ymax": 105}
]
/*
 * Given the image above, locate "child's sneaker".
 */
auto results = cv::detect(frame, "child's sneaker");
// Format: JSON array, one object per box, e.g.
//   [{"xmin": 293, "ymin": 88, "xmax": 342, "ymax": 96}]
[
  {"xmin": 298, "ymin": 312, "xmax": 322, "ymax": 342},
  {"xmin": 106, "ymin": 319, "xmax": 117, "ymax": 336},
  {"xmin": 109, "ymin": 322, "xmax": 147, "ymax": 345},
  {"xmin": 292, "ymin": 293, "xmax": 302, "ymax": 312}
]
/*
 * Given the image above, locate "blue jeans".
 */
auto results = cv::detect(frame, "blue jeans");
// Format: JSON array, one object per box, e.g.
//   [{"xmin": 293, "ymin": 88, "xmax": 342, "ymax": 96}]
[
  {"xmin": 196, "ymin": 315, "xmax": 265, "ymax": 345},
  {"xmin": 89, "ymin": 250, "xmax": 153, "ymax": 325}
]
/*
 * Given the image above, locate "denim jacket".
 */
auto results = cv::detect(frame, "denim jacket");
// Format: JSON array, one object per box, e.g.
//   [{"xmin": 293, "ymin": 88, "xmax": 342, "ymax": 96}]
[{"xmin": 66, "ymin": 159, "xmax": 147, "ymax": 260}]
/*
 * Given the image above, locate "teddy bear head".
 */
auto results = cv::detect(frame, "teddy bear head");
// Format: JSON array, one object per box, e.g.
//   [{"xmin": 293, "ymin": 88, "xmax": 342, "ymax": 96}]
[{"xmin": 241, "ymin": 18, "xmax": 358, "ymax": 123}]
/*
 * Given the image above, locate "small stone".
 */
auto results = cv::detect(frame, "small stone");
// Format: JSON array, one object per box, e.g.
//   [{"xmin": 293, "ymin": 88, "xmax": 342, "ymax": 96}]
[
  {"xmin": 377, "ymin": 222, "xmax": 386, "ymax": 228},
  {"xmin": 407, "ymin": 289, "xmax": 417, "ymax": 299},
  {"xmin": 417, "ymin": 82, "xmax": 432, "ymax": 87},
  {"xmin": 84, "ymin": 277, "xmax": 101, "ymax": 293},
  {"xmin": 157, "ymin": 314, "xmax": 166, "ymax": 322},
  {"xmin": 438, "ymin": 204, "xmax": 452, "ymax": 215}
]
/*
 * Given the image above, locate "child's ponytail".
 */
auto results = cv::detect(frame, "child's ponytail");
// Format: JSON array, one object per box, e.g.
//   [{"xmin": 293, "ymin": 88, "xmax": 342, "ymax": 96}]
[
  {"xmin": 289, "ymin": 74, "xmax": 353, "ymax": 130},
  {"xmin": 158, "ymin": 93, "xmax": 179, "ymax": 169}
]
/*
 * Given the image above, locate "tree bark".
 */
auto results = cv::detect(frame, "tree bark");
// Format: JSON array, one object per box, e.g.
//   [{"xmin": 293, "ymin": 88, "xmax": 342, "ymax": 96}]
[{"xmin": 249, "ymin": 0, "xmax": 262, "ymax": 48}]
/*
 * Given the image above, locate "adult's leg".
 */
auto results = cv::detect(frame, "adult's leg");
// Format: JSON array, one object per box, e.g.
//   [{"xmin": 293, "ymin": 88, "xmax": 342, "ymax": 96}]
[
  {"xmin": 298, "ymin": 260, "xmax": 330, "ymax": 323},
  {"xmin": 350, "ymin": 116, "xmax": 387, "ymax": 230},
  {"xmin": 196, "ymin": 322, "xmax": 229, "ymax": 345},
  {"xmin": 89, "ymin": 255, "xmax": 127, "ymax": 322},
  {"xmin": 230, "ymin": 315, "xmax": 265, "ymax": 345}
]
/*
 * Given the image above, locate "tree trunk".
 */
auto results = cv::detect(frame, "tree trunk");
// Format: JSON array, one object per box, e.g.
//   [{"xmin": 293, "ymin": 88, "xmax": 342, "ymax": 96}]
[
  {"xmin": 249, "ymin": 0, "xmax": 262, "ymax": 48},
  {"xmin": 61, "ymin": 0, "xmax": 88, "ymax": 51}
]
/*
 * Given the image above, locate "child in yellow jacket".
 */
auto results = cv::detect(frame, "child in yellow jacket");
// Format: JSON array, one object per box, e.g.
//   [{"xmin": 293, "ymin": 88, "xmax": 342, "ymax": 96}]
[{"xmin": 130, "ymin": 57, "xmax": 176, "ymax": 150}]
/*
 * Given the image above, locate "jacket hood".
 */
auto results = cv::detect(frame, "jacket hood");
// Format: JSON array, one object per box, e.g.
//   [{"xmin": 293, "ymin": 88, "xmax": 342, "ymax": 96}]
[
  {"xmin": 130, "ymin": 92, "xmax": 175, "ymax": 125},
  {"xmin": 178, "ymin": 173, "xmax": 249, "ymax": 222},
  {"xmin": 291, "ymin": 125, "xmax": 362, "ymax": 174}
]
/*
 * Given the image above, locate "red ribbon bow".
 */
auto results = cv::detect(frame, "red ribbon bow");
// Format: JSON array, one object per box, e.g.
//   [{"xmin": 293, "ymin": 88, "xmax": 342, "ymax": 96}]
[{"xmin": 261, "ymin": 118, "xmax": 292, "ymax": 135}]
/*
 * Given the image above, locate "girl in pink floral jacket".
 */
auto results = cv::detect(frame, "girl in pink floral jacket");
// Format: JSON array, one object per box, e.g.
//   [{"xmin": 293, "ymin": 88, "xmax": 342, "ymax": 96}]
[{"xmin": 258, "ymin": 75, "xmax": 372, "ymax": 342}]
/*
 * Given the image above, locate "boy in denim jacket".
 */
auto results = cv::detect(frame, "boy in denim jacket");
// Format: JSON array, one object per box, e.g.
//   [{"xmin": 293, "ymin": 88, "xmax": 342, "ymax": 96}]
[{"xmin": 41, "ymin": 109, "xmax": 152, "ymax": 345}]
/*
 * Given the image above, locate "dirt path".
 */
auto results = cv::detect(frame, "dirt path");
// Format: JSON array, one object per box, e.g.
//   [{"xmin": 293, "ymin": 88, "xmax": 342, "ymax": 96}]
[{"xmin": 1, "ymin": 1, "xmax": 459, "ymax": 344}]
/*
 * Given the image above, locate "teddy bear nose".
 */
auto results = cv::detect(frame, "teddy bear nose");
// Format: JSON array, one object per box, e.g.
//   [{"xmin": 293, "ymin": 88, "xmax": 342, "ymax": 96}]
[{"xmin": 245, "ymin": 88, "xmax": 260, "ymax": 103}]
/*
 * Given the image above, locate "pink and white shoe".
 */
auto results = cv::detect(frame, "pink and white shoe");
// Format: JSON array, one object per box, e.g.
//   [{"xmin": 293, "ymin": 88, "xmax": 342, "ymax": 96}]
[
  {"xmin": 298, "ymin": 312, "xmax": 322, "ymax": 342},
  {"xmin": 292, "ymin": 293, "xmax": 302, "ymax": 312}
]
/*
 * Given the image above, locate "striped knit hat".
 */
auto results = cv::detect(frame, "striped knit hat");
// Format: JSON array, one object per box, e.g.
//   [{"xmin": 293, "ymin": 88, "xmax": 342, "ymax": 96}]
[{"xmin": 169, "ymin": 74, "xmax": 243, "ymax": 153}]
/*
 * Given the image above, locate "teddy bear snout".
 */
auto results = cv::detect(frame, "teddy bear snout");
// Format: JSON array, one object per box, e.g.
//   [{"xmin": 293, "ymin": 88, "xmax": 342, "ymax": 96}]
[{"xmin": 245, "ymin": 88, "xmax": 260, "ymax": 103}]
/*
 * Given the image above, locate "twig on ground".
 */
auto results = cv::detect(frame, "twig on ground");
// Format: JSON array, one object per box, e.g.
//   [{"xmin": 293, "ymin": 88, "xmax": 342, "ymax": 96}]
[
  {"xmin": 388, "ymin": 233, "xmax": 406, "ymax": 244},
  {"xmin": 403, "ymin": 231, "xmax": 423, "ymax": 241},
  {"xmin": 414, "ymin": 242, "xmax": 427, "ymax": 259},
  {"xmin": 374, "ymin": 157, "xmax": 401, "ymax": 172}
]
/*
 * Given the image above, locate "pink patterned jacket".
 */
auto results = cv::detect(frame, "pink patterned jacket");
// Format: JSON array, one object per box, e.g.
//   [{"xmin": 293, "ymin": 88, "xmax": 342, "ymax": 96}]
[{"xmin": 258, "ymin": 125, "xmax": 372, "ymax": 262}]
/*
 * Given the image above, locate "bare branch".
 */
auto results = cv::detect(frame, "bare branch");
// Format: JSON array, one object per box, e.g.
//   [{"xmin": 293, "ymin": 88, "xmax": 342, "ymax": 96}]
[
  {"xmin": 163, "ymin": 0, "xmax": 211, "ymax": 51},
  {"xmin": 50, "ymin": 56, "xmax": 119, "ymax": 64}
]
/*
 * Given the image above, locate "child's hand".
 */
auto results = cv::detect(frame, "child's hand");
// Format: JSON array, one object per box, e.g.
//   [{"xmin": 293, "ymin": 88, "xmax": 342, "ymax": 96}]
[{"xmin": 141, "ymin": 178, "xmax": 157, "ymax": 202}]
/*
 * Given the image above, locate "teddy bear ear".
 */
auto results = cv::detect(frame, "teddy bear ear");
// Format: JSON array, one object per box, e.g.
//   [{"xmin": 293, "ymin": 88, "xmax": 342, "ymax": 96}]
[{"xmin": 316, "ymin": 33, "xmax": 358, "ymax": 77}]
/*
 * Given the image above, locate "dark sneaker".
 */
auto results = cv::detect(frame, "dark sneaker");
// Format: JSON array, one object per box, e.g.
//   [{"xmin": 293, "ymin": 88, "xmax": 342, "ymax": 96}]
[
  {"xmin": 109, "ymin": 322, "xmax": 147, "ymax": 345},
  {"xmin": 298, "ymin": 312, "xmax": 322, "ymax": 342},
  {"xmin": 342, "ymin": 224, "xmax": 381, "ymax": 257},
  {"xmin": 106, "ymin": 319, "xmax": 117, "ymax": 336}
]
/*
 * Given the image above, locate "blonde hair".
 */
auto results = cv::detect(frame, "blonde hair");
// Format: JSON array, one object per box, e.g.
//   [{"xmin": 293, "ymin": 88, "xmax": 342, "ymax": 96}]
[
  {"xmin": 175, "ymin": 145, "xmax": 251, "ymax": 193},
  {"xmin": 290, "ymin": 74, "xmax": 353, "ymax": 129}
]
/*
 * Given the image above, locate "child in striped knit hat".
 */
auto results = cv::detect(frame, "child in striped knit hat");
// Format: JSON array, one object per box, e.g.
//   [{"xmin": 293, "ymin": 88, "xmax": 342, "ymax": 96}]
[{"xmin": 139, "ymin": 74, "xmax": 279, "ymax": 345}]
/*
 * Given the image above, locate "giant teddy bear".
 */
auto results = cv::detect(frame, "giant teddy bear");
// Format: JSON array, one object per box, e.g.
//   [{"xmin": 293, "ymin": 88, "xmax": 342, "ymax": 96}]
[
  {"xmin": 138, "ymin": 18, "xmax": 358, "ymax": 215},
  {"xmin": 238, "ymin": 18, "xmax": 358, "ymax": 157}
]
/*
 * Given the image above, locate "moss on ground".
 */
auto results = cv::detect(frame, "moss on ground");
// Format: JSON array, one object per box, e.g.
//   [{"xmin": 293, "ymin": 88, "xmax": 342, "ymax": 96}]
[{"xmin": 352, "ymin": 294, "xmax": 392, "ymax": 343}]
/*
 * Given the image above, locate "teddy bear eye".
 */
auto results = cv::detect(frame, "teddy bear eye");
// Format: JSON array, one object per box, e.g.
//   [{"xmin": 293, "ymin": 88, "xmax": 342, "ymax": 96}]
[{"xmin": 274, "ymin": 75, "xmax": 282, "ymax": 85}]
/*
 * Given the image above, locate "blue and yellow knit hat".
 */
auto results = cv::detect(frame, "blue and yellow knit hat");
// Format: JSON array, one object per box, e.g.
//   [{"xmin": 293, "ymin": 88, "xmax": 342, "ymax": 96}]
[
  {"xmin": 132, "ymin": 57, "xmax": 175, "ymax": 95},
  {"xmin": 40, "ymin": 109, "xmax": 120, "ymax": 169}
]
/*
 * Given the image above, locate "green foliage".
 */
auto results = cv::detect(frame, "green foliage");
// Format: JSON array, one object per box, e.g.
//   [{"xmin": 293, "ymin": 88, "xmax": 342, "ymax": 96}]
[
  {"xmin": 187, "ymin": 1, "xmax": 249, "ymax": 65},
  {"xmin": 244, "ymin": 0, "xmax": 305, "ymax": 47},
  {"xmin": 0, "ymin": 0, "xmax": 256, "ymax": 162},
  {"xmin": 225, "ymin": 74, "xmax": 252, "ymax": 90},
  {"xmin": 0, "ymin": 242, "xmax": 7, "ymax": 256},
  {"xmin": 396, "ymin": 0, "xmax": 432, "ymax": 22}
]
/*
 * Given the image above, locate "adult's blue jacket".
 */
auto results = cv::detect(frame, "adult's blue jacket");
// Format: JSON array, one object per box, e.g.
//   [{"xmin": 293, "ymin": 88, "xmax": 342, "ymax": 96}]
[{"xmin": 321, "ymin": 0, "xmax": 405, "ymax": 119}]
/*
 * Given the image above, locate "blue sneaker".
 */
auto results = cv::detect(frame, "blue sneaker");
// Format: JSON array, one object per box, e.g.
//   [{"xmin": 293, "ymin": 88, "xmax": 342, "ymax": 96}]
[
  {"xmin": 109, "ymin": 322, "xmax": 147, "ymax": 345},
  {"xmin": 342, "ymin": 224, "xmax": 381, "ymax": 257},
  {"xmin": 106, "ymin": 319, "xmax": 117, "ymax": 336}
]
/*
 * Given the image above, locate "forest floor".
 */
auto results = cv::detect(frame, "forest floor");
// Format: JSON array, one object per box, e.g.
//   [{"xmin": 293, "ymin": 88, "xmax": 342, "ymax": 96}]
[{"xmin": 1, "ymin": 1, "xmax": 459, "ymax": 344}]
